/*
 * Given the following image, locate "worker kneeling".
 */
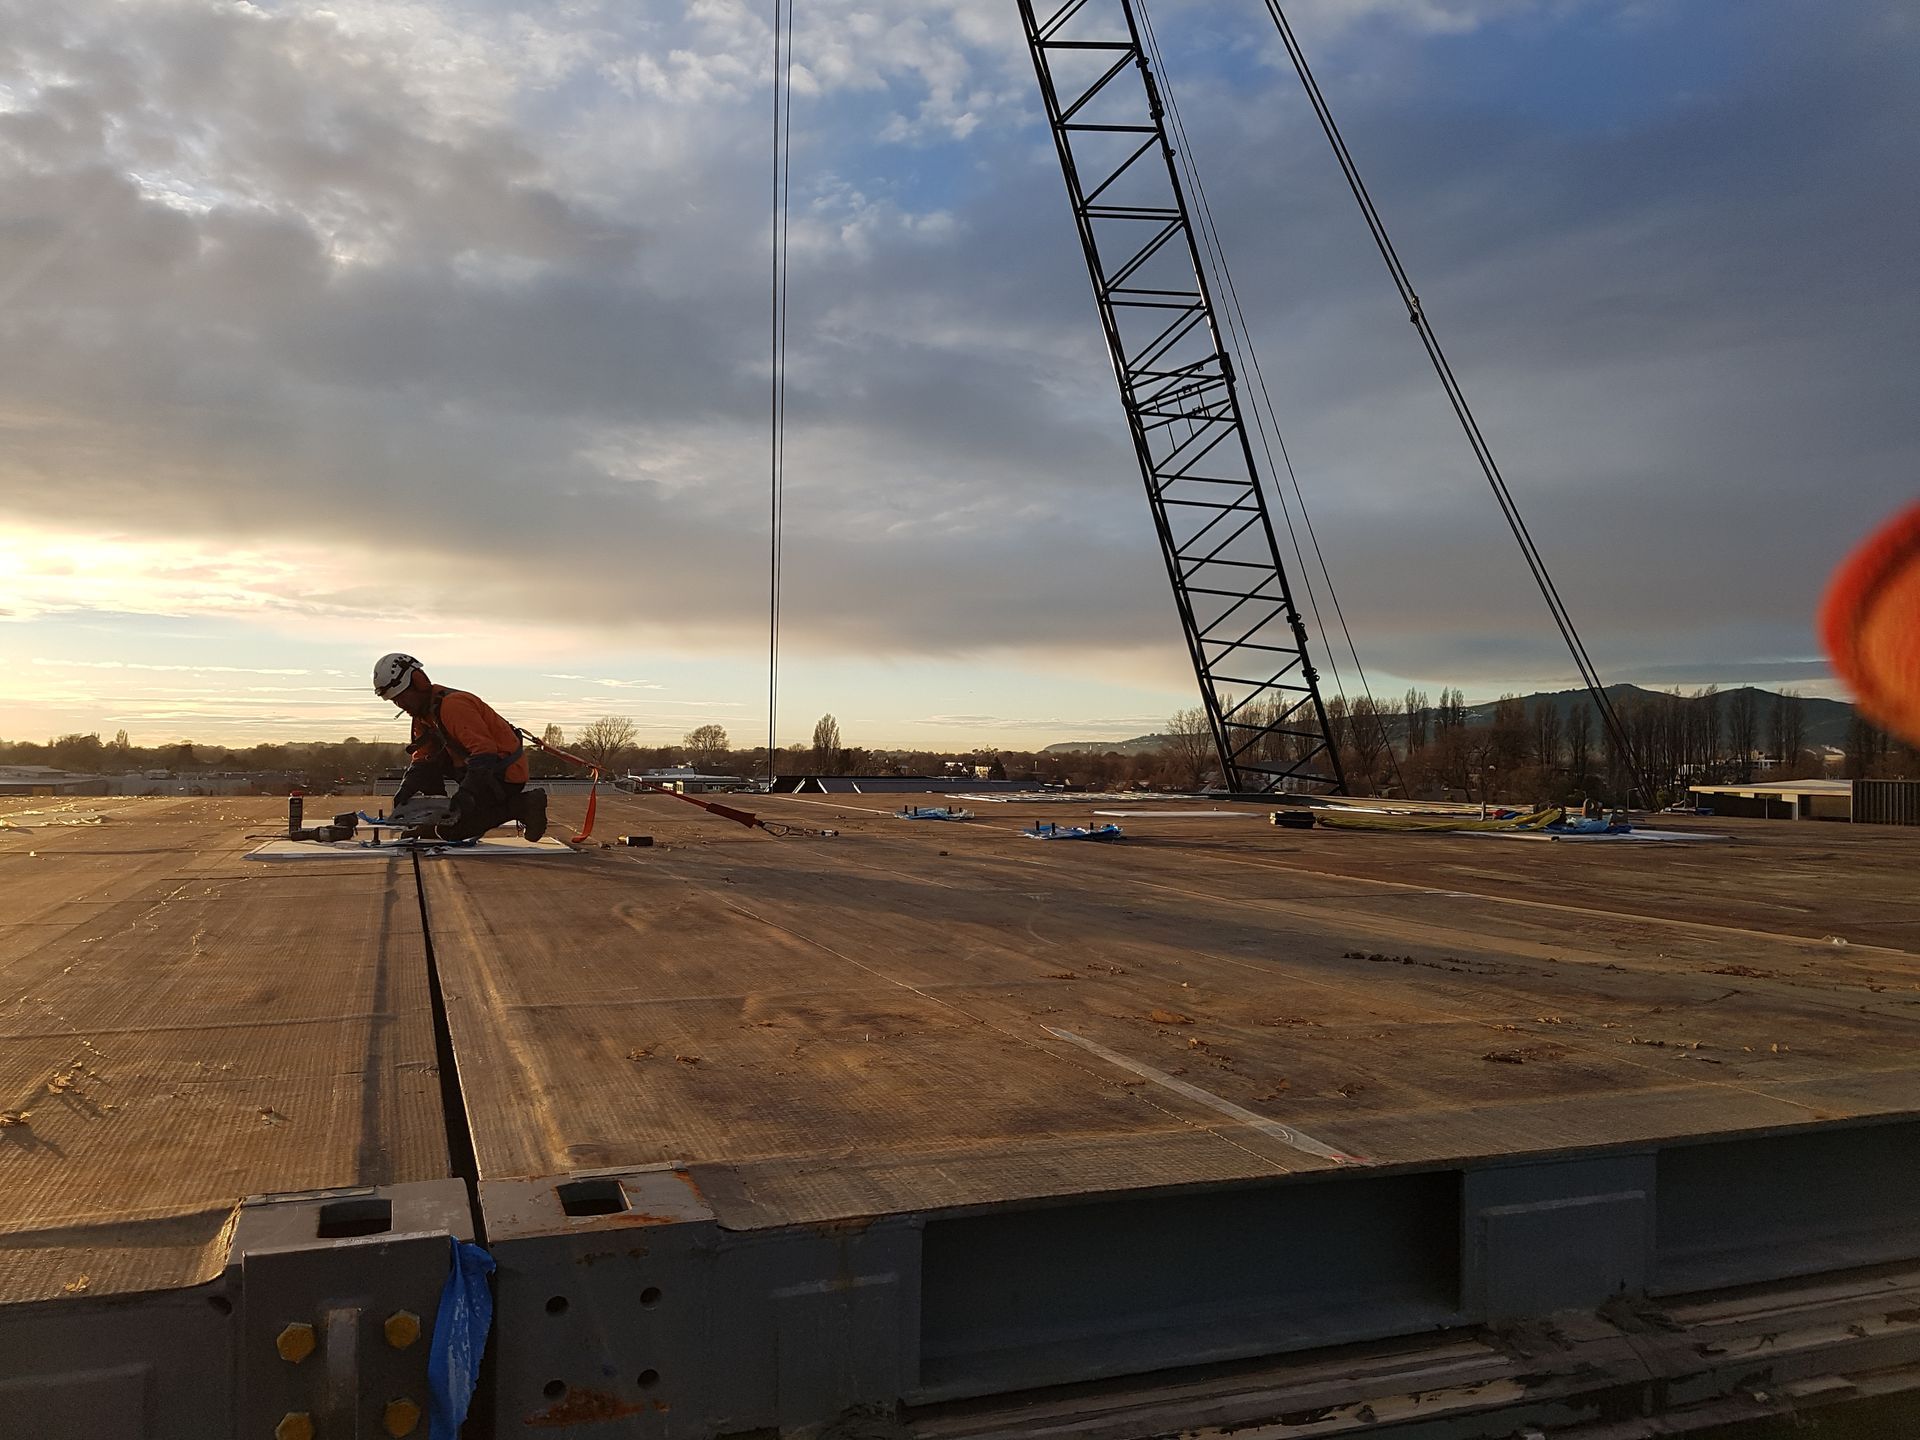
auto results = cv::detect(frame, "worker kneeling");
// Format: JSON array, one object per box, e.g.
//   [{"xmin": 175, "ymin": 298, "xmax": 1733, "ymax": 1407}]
[{"xmin": 373, "ymin": 653, "xmax": 548, "ymax": 843}]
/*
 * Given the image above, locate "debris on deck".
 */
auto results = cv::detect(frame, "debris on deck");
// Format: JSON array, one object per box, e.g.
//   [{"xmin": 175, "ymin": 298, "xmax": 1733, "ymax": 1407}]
[{"xmin": 1022, "ymin": 821, "xmax": 1124, "ymax": 842}]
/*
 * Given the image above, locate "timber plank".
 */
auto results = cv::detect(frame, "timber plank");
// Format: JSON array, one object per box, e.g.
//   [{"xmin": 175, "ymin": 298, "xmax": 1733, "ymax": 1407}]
[
  {"xmin": 425, "ymin": 790, "xmax": 1920, "ymax": 1230},
  {"xmin": 0, "ymin": 798, "xmax": 449, "ymax": 1304}
]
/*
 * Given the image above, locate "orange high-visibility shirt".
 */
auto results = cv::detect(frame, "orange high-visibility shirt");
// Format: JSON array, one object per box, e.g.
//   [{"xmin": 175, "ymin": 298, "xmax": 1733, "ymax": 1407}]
[{"xmin": 410, "ymin": 688, "xmax": 530, "ymax": 785}]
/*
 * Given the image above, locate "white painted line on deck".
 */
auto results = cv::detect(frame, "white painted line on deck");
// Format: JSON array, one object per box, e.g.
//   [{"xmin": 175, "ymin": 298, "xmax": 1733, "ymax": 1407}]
[{"xmin": 1042, "ymin": 1025, "xmax": 1363, "ymax": 1166}]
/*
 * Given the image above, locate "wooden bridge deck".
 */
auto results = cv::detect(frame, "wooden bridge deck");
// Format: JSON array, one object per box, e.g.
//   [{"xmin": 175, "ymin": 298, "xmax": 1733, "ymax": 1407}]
[{"xmin": 4, "ymin": 789, "xmax": 1917, "ymax": 1302}]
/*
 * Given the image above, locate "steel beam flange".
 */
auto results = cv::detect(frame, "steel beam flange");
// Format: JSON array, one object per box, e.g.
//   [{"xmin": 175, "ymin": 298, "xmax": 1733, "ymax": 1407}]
[
  {"xmin": 234, "ymin": 1178, "xmax": 471, "ymax": 1440},
  {"xmin": 480, "ymin": 1165, "xmax": 921, "ymax": 1438},
  {"xmin": 0, "ymin": 1275, "xmax": 236, "ymax": 1440},
  {"xmin": 0, "ymin": 1179, "xmax": 469, "ymax": 1440}
]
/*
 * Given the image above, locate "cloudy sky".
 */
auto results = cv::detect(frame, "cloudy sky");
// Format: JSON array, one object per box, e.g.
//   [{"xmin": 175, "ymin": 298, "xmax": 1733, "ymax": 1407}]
[{"xmin": 0, "ymin": 0, "xmax": 1913, "ymax": 750}]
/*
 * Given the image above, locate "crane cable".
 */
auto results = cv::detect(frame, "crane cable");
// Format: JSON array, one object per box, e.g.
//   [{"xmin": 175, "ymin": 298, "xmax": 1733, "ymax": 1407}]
[
  {"xmin": 1136, "ymin": 2, "xmax": 1410, "ymax": 798},
  {"xmin": 1258, "ymin": 0, "xmax": 1649, "ymax": 802},
  {"xmin": 767, "ymin": 0, "xmax": 796, "ymax": 785}
]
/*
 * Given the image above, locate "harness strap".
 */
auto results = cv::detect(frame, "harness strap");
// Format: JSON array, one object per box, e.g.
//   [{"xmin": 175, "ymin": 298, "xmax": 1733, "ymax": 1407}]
[{"xmin": 427, "ymin": 688, "xmax": 524, "ymax": 772}]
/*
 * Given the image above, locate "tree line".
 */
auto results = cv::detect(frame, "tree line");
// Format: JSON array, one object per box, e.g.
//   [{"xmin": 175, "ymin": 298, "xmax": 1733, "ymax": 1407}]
[
  {"xmin": 9, "ymin": 688, "xmax": 1910, "ymax": 801},
  {"xmin": 1217, "ymin": 685, "xmax": 1913, "ymax": 805},
  {"xmin": 0, "ymin": 730, "xmax": 411, "ymax": 783}
]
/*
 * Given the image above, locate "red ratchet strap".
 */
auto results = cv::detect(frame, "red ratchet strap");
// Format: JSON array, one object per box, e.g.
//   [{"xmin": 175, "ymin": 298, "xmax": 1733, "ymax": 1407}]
[
  {"xmin": 518, "ymin": 730, "xmax": 765, "ymax": 840},
  {"xmin": 575, "ymin": 775, "xmax": 600, "ymax": 845},
  {"xmin": 516, "ymin": 731, "xmax": 604, "ymax": 843}
]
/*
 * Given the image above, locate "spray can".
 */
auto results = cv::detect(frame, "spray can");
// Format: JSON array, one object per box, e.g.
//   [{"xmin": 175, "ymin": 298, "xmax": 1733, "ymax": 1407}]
[{"xmin": 288, "ymin": 793, "xmax": 303, "ymax": 837}]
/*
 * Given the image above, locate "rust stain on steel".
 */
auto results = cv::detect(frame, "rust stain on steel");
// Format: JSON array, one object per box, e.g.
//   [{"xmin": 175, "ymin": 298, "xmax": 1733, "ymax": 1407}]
[
  {"xmin": 808, "ymin": 1216, "xmax": 877, "ymax": 1238},
  {"xmin": 593, "ymin": 1214, "xmax": 686, "ymax": 1231},
  {"xmin": 523, "ymin": 1389, "xmax": 648, "ymax": 1428}
]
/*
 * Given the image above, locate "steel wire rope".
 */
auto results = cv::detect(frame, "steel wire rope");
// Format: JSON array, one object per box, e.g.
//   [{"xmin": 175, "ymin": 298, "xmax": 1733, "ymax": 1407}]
[
  {"xmin": 767, "ymin": 0, "xmax": 797, "ymax": 784},
  {"xmin": 1136, "ymin": 2, "xmax": 1410, "ymax": 796},
  {"xmin": 1257, "ymin": 0, "xmax": 1648, "ymax": 801}
]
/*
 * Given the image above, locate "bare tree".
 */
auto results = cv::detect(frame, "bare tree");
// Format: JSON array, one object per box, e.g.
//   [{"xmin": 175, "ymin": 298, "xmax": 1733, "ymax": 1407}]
[
  {"xmin": 1420, "ymin": 707, "xmax": 1475, "ymax": 798},
  {"xmin": 1640, "ymin": 689, "xmax": 1686, "ymax": 798},
  {"xmin": 1403, "ymin": 690, "xmax": 1429, "ymax": 754},
  {"xmin": 574, "ymin": 715, "xmax": 638, "ymax": 774},
  {"xmin": 1161, "ymin": 706, "xmax": 1215, "ymax": 791},
  {"xmin": 1488, "ymin": 695, "xmax": 1529, "ymax": 792},
  {"xmin": 1727, "ymin": 688, "xmax": 1759, "ymax": 782},
  {"xmin": 1347, "ymin": 697, "xmax": 1390, "ymax": 794},
  {"xmin": 1770, "ymin": 689, "xmax": 1808, "ymax": 776},
  {"xmin": 1373, "ymin": 693, "xmax": 1406, "ymax": 793},
  {"xmin": 1694, "ymin": 686, "xmax": 1722, "ymax": 778},
  {"xmin": 684, "ymin": 724, "xmax": 730, "ymax": 771},
  {"xmin": 526, "ymin": 722, "xmax": 570, "ymax": 779},
  {"xmin": 1782, "ymin": 691, "xmax": 1808, "ymax": 775},
  {"xmin": 1567, "ymin": 702, "xmax": 1594, "ymax": 790},
  {"xmin": 1846, "ymin": 714, "xmax": 1890, "ymax": 779},
  {"xmin": 1618, "ymin": 693, "xmax": 1661, "ymax": 802},
  {"xmin": 1323, "ymin": 695, "xmax": 1352, "ymax": 767},
  {"xmin": 811, "ymin": 714, "xmax": 843, "ymax": 774},
  {"xmin": 1532, "ymin": 701, "xmax": 1564, "ymax": 777},
  {"xmin": 1234, "ymin": 693, "xmax": 1285, "ymax": 774}
]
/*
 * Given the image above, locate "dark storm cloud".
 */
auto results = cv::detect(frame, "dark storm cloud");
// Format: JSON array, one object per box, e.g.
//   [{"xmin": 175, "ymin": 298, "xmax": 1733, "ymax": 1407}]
[{"xmin": 0, "ymin": 0, "xmax": 1912, "ymax": 685}]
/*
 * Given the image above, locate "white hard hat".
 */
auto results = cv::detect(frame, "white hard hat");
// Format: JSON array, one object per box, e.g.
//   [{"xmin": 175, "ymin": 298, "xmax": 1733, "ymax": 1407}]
[{"xmin": 373, "ymin": 652, "xmax": 424, "ymax": 701}]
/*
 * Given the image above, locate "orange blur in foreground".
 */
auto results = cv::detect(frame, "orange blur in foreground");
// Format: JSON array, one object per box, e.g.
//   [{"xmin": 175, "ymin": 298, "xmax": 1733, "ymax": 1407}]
[{"xmin": 1822, "ymin": 501, "xmax": 1920, "ymax": 746}]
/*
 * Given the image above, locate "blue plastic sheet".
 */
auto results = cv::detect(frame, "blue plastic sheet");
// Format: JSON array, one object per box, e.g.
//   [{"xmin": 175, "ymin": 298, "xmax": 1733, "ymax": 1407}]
[{"xmin": 430, "ymin": 1238, "xmax": 496, "ymax": 1439}]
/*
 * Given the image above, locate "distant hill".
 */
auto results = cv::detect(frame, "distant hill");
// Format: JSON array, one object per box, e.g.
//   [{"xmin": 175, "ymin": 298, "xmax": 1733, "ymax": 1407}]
[
  {"xmin": 1045, "ymin": 685, "xmax": 1855, "ymax": 754},
  {"xmin": 1045, "ymin": 733, "xmax": 1172, "ymax": 757}
]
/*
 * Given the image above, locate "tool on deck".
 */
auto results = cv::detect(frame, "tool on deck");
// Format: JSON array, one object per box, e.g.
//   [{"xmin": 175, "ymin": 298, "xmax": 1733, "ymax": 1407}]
[
  {"xmin": 280, "ymin": 797, "xmax": 464, "ymax": 845},
  {"xmin": 352, "ymin": 796, "xmax": 457, "ymax": 841},
  {"xmin": 1023, "ymin": 822, "xmax": 1124, "ymax": 842},
  {"xmin": 284, "ymin": 797, "xmax": 369, "ymax": 842}
]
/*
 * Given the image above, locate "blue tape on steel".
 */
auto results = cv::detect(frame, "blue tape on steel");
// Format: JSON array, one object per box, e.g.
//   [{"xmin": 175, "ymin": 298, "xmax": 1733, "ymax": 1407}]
[{"xmin": 430, "ymin": 1238, "xmax": 496, "ymax": 1439}]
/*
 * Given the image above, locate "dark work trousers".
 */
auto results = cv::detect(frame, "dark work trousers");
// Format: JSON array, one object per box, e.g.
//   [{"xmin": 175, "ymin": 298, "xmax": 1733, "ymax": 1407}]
[{"xmin": 399, "ymin": 757, "xmax": 523, "ymax": 841}]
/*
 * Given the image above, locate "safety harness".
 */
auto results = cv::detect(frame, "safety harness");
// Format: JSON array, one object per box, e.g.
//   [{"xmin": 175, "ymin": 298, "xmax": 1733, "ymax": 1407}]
[{"xmin": 421, "ymin": 686, "xmax": 525, "ymax": 774}]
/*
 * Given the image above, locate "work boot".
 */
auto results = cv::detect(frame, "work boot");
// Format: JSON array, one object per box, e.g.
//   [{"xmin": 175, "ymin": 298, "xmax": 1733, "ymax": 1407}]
[{"xmin": 515, "ymin": 788, "xmax": 548, "ymax": 842}]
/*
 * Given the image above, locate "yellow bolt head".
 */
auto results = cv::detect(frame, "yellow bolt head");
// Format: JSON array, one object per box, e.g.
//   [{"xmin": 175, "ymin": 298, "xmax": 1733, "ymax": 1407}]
[
  {"xmin": 275, "ymin": 1322, "xmax": 317, "ymax": 1365},
  {"xmin": 383, "ymin": 1398, "xmax": 423, "ymax": 1437},
  {"xmin": 275, "ymin": 1413, "xmax": 315, "ymax": 1440},
  {"xmin": 383, "ymin": 1309, "xmax": 421, "ymax": 1349}
]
